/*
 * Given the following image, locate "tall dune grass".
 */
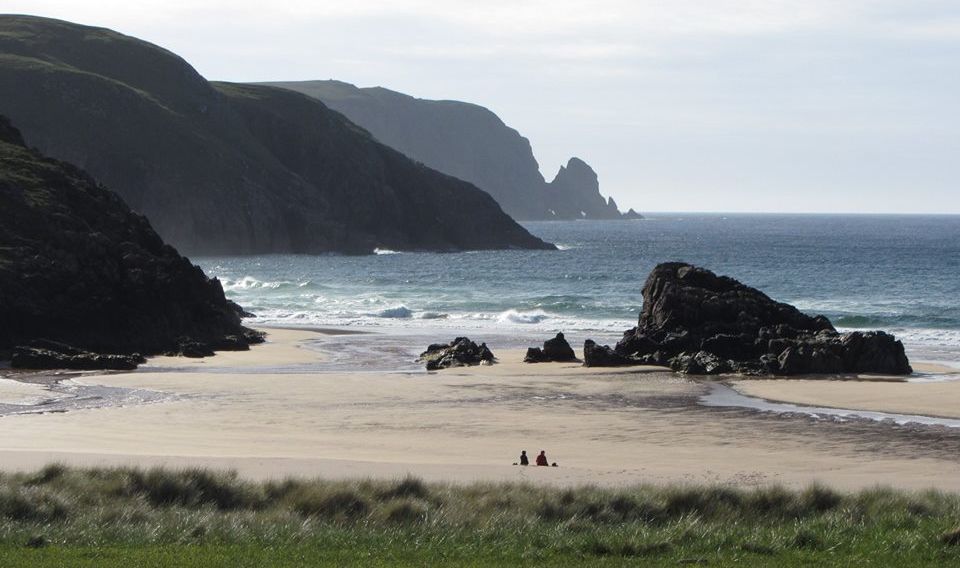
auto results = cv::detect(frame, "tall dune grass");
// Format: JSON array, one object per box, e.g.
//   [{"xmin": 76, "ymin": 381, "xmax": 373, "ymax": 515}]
[{"xmin": 0, "ymin": 465, "xmax": 957, "ymax": 566}]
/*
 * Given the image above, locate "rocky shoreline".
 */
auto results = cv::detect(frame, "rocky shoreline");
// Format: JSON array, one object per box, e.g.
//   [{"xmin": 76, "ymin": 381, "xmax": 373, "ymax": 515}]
[{"xmin": 0, "ymin": 115, "xmax": 262, "ymax": 370}]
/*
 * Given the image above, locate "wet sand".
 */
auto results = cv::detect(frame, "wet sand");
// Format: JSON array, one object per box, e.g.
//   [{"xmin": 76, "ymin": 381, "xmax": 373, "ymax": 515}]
[
  {"xmin": 0, "ymin": 328, "xmax": 958, "ymax": 491},
  {"xmin": 734, "ymin": 377, "xmax": 960, "ymax": 420}
]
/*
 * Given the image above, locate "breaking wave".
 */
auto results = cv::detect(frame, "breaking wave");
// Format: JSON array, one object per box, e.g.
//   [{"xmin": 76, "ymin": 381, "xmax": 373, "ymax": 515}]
[
  {"xmin": 375, "ymin": 306, "xmax": 414, "ymax": 319},
  {"xmin": 497, "ymin": 309, "xmax": 549, "ymax": 324}
]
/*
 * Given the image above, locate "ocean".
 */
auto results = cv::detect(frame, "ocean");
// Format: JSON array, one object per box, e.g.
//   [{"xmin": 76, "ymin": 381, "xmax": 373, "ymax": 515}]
[{"xmin": 197, "ymin": 215, "xmax": 960, "ymax": 368}]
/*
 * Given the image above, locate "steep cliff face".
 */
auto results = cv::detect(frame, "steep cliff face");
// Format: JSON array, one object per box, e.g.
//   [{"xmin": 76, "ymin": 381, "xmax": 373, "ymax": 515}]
[
  {"xmin": 0, "ymin": 115, "xmax": 260, "ymax": 360},
  {"xmin": 264, "ymin": 80, "xmax": 640, "ymax": 221},
  {"xmin": 216, "ymin": 83, "xmax": 552, "ymax": 252},
  {"xmin": 0, "ymin": 16, "xmax": 553, "ymax": 254}
]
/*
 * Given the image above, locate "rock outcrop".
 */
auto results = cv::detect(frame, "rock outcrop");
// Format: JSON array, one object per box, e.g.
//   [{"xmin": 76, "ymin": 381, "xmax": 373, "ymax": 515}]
[
  {"xmin": 602, "ymin": 263, "xmax": 912, "ymax": 375},
  {"xmin": 418, "ymin": 338, "xmax": 495, "ymax": 370},
  {"xmin": 0, "ymin": 115, "xmax": 263, "ymax": 368},
  {"xmin": 583, "ymin": 340, "xmax": 636, "ymax": 367},
  {"xmin": 0, "ymin": 16, "xmax": 553, "ymax": 255},
  {"xmin": 262, "ymin": 80, "xmax": 640, "ymax": 221},
  {"xmin": 12, "ymin": 343, "xmax": 144, "ymax": 371},
  {"xmin": 525, "ymin": 332, "xmax": 578, "ymax": 363}
]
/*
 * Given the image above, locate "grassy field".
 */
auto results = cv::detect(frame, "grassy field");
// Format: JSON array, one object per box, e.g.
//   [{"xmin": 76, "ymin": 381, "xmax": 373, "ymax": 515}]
[{"xmin": 0, "ymin": 465, "xmax": 957, "ymax": 566}]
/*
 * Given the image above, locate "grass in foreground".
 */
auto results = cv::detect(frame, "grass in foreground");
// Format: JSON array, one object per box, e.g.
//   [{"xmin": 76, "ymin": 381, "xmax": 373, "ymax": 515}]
[{"xmin": 0, "ymin": 464, "xmax": 958, "ymax": 566}]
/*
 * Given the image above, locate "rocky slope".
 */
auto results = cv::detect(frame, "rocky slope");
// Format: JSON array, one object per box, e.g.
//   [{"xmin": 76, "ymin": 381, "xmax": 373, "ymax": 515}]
[
  {"xmin": 263, "ymin": 80, "xmax": 641, "ymax": 221},
  {"xmin": 0, "ymin": 16, "xmax": 552, "ymax": 254},
  {"xmin": 0, "ymin": 115, "xmax": 261, "ymax": 367},
  {"xmin": 586, "ymin": 262, "xmax": 911, "ymax": 375}
]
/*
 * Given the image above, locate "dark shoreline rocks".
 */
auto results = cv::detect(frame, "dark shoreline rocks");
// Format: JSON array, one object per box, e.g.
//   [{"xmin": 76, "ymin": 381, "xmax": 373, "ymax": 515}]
[
  {"xmin": 524, "ymin": 333, "xmax": 578, "ymax": 363},
  {"xmin": 419, "ymin": 338, "xmax": 495, "ymax": 370},
  {"xmin": 12, "ymin": 344, "xmax": 144, "ymax": 371},
  {"xmin": 583, "ymin": 340, "xmax": 635, "ymax": 367},
  {"xmin": 589, "ymin": 262, "xmax": 912, "ymax": 376},
  {"xmin": 0, "ymin": 115, "xmax": 263, "ymax": 370}
]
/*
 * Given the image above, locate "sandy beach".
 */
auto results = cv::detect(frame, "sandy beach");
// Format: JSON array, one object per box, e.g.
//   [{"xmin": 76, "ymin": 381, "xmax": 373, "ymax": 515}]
[{"xmin": 1, "ymin": 327, "xmax": 959, "ymax": 491}]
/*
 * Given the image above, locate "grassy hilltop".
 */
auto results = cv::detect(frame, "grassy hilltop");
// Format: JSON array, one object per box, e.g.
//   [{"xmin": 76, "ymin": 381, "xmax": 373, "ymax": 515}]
[{"xmin": 0, "ymin": 466, "xmax": 957, "ymax": 566}]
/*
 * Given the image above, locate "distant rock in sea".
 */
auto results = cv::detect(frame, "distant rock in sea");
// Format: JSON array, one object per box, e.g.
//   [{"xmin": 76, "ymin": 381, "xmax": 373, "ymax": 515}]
[
  {"xmin": 0, "ymin": 15, "xmax": 553, "ymax": 255},
  {"xmin": 0, "ymin": 115, "xmax": 262, "ymax": 368},
  {"xmin": 587, "ymin": 262, "xmax": 912, "ymax": 375},
  {"xmin": 261, "ymin": 80, "xmax": 640, "ymax": 221}
]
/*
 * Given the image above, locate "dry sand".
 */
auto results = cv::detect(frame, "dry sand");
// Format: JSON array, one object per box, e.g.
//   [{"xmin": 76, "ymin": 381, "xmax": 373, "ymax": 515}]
[{"xmin": 1, "ymin": 328, "xmax": 959, "ymax": 491}]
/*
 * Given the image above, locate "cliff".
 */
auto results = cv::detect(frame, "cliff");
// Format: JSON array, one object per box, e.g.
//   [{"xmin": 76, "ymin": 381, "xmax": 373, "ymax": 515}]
[
  {"xmin": 0, "ymin": 16, "xmax": 553, "ymax": 254},
  {"xmin": 263, "ymin": 80, "xmax": 640, "ymax": 221}
]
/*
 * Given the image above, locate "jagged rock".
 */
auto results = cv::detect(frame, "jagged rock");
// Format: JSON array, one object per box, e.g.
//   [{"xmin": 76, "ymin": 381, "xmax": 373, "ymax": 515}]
[
  {"xmin": 583, "ymin": 340, "xmax": 636, "ymax": 367},
  {"xmin": 615, "ymin": 262, "xmax": 912, "ymax": 375},
  {"xmin": 543, "ymin": 332, "xmax": 578, "ymax": 361},
  {"xmin": 227, "ymin": 300, "xmax": 256, "ymax": 319},
  {"xmin": 419, "ymin": 337, "xmax": 495, "ymax": 370},
  {"xmin": 525, "ymin": 332, "xmax": 578, "ymax": 363},
  {"xmin": 12, "ymin": 345, "xmax": 143, "ymax": 371},
  {"xmin": 0, "ymin": 114, "xmax": 263, "ymax": 367},
  {"xmin": 669, "ymin": 351, "xmax": 730, "ymax": 375},
  {"xmin": 524, "ymin": 347, "xmax": 549, "ymax": 363},
  {"xmin": 174, "ymin": 340, "xmax": 216, "ymax": 359},
  {"xmin": 547, "ymin": 158, "xmax": 624, "ymax": 220}
]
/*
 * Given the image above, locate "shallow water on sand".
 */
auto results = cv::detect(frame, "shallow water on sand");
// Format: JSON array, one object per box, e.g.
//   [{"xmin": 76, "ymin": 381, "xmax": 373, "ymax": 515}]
[
  {"xmin": 0, "ymin": 374, "xmax": 175, "ymax": 417},
  {"xmin": 700, "ymin": 383, "xmax": 960, "ymax": 428}
]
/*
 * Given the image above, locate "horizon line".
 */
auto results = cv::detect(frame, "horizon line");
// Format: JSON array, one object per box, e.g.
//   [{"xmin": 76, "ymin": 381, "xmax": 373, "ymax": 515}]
[{"xmin": 623, "ymin": 211, "xmax": 960, "ymax": 217}]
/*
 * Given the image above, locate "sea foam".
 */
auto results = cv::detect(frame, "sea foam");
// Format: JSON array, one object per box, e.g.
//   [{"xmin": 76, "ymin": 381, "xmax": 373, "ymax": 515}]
[
  {"xmin": 497, "ymin": 309, "xmax": 549, "ymax": 324},
  {"xmin": 376, "ymin": 306, "xmax": 414, "ymax": 319}
]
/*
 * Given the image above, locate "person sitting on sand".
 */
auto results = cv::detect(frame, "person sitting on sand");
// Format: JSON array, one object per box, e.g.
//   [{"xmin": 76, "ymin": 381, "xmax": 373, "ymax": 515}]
[
  {"xmin": 519, "ymin": 450, "xmax": 529, "ymax": 466},
  {"xmin": 536, "ymin": 450, "xmax": 549, "ymax": 466}
]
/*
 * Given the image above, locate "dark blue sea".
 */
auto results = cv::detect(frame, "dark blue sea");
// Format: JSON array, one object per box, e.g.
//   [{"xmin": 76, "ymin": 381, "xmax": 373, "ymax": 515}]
[{"xmin": 197, "ymin": 215, "xmax": 960, "ymax": 366}]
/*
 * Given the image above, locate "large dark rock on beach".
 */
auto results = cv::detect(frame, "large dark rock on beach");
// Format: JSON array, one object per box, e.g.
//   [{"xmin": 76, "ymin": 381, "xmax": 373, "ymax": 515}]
[
  {"xmin": 525, "ymin": 332, "xmax": 578, "ymax": 363},
  {"xmin": 419, "ymin": 338, "xmax": 495, "ymax": 370},
  {"xmin": 0, "ymin": 115, "xmax": 263, "ymax": 369},
  {"xmin": 0, "ymin": 16, "xmax": 554, "ymax": 255},
  {"xmin": 606, "ymin": 262, "xmax": 912, "ymax": 375}
]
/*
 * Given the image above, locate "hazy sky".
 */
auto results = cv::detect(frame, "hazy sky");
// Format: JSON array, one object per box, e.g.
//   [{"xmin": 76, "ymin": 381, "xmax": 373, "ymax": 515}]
[{"xmin": 4, "ymin": 1, "xmax": 959, "ymax": 213}]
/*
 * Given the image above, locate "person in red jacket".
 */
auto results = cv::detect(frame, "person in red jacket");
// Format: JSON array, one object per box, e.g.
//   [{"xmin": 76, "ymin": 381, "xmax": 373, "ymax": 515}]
[{"xmin": 535, "ymin": 450, "xmax": 549, "ymax": 466}]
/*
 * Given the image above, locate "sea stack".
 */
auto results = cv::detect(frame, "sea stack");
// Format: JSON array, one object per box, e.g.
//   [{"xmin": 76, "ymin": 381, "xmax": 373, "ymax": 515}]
[{"xmin": 595, "ymin": 262, "xmax": 912, "ymax": 375}]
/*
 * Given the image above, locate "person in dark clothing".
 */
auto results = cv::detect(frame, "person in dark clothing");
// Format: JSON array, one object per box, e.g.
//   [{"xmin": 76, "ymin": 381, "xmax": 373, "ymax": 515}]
[
  {"xmin": 536, "ymin": 450, "xmax": 549, "ymax": 466},
  {"xmin": 519, "ymin": 450, "xmax": 529, "ymax": 466}
]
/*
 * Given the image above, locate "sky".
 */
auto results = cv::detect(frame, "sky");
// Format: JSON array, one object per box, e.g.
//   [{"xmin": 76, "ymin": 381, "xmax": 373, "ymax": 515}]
[{"xmin": 3, "ymin": 1, "xmax": 959, "ymax": 213}]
